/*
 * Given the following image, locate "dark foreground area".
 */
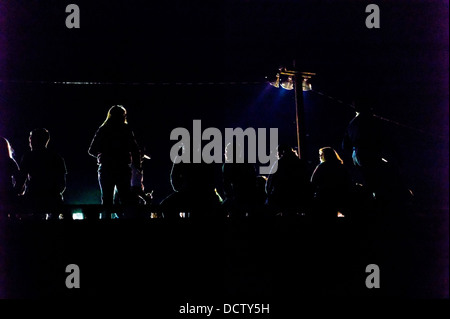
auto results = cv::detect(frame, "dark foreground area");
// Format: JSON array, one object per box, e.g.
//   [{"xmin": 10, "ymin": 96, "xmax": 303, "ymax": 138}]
[{"xmin": 1, "ymin": 204, "xmax": 448, "ymax": 307}]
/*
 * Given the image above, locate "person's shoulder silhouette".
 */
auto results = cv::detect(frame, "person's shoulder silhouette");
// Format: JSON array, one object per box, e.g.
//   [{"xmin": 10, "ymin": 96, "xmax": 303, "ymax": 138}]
[
  {"xmin": 311, "ymin": 147, "xmax": 351, "ymax": 190},
  {"xmin": 0, "ymin": 136, "xmax": 20, "ymax": 204}
]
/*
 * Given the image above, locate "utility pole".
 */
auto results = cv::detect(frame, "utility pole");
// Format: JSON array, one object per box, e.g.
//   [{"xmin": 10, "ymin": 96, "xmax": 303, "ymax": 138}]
[
  {"xmin": 271, "ymin": 62, "xmax": 315, "ymax": 159},
  {"xmin": 294, "ymin": 72, "xmax": 306, "ymax": 159}
]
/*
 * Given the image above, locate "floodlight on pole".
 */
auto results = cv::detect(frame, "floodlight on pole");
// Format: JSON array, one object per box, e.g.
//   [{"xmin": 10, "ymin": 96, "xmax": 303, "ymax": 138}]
[
  {"xmin": 269, "ymin": 73, "xmax": 280, "ymax": 88},
  {"xmin": 267, "ymin": 65, "xmax": 316, "ymax": 159},
  {"xmin": 280, "ymin": 76, "xmax": 294, "ymax": 90}
]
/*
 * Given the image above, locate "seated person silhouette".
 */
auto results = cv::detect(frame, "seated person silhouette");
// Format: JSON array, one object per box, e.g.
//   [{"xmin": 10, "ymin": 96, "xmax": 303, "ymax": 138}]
[
  {"xmin": 18, "ymin": 128, "xmax": 67, "ymax": 215},
  {"xmin": 129, "ymin": 150, "xmax": 152, "ymax": 206},
  {"xmin": 310, "ymin": 147, "xmax": 352, "ymax": 219},
  {"xmin": 265, "ymin": 144, "xmax": 311, "ymax": 216},
  {"xmin": 222, "ymin": 142, "xmax": 257, "ymax": 218},
  {"xmin": 0, "ymin": 137, "xmax": 20, "ymax": 215},
  {"xmin": 160, "ymin": 143, "xmax": 221, "ymax": 219}
]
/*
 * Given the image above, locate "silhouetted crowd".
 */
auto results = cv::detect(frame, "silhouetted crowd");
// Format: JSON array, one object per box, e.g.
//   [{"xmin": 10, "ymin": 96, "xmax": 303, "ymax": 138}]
[{"xmin": 1, "ymin": 103, "xmax": 413, "ymax": 221}]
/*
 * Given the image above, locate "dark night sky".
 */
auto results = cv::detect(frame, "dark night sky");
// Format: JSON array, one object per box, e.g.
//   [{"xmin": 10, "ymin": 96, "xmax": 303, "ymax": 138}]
[{"xmin": 0, "ymin": 0, "xmax": 448, "ymax": 206}]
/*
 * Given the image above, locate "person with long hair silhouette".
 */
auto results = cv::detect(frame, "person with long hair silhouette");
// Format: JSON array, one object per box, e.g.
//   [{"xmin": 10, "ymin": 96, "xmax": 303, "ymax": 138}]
[{"xmin": 89, "ymin": 105, "xmax": 141, "ymax": 212}]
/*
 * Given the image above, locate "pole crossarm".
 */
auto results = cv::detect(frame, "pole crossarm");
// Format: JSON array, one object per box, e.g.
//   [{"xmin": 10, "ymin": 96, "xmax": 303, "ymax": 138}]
[{"xmin": 279, "ymin": 69, "xmax": 316, "ymax": 78}]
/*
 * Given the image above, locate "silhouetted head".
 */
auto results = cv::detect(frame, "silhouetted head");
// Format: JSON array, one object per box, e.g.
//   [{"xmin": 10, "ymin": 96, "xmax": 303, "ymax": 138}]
[
  {"xmin": 319, "ymin": 147, "xmax": 343, "ymax": 164},
  {"xmin": 29, "ymin": 128, "xmax": 50, "ymax": 151},
  {"xmin": 0, "ymin": 136, "xmax": 13, "ymax": 160},
  {"xmin": 277, "ymin": 144, "xmax": 294, "ymax": 159},
  {"xmin": 225, "ymin": 142, "xmax": 243, "ymax": 162},
  {"xmin": 102, "ymin": 105, "xmax": 128, "ymax": 126}
]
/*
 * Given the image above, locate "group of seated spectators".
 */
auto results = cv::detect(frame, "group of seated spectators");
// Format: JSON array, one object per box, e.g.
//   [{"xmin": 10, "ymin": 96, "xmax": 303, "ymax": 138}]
[{"xmin": 160, "ymin": 142, "xmax": 360, "ymax": 220}]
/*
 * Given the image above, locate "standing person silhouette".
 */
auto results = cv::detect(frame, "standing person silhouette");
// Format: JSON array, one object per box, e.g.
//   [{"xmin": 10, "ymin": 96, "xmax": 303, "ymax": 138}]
[
  {"xmin": 18, "ymin": 128, "xmax": 67, "ymax": 216},
  {"xmin": 343, "ymin": 97, "xmax": 412, "ymax": 206},
  {"xmin": 342, "ymin": 97, "xmax": 383, "ymax": 198},
  {"xmin": 88, "ymin": 105, "xmax": 141, "ymax": 213}
]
